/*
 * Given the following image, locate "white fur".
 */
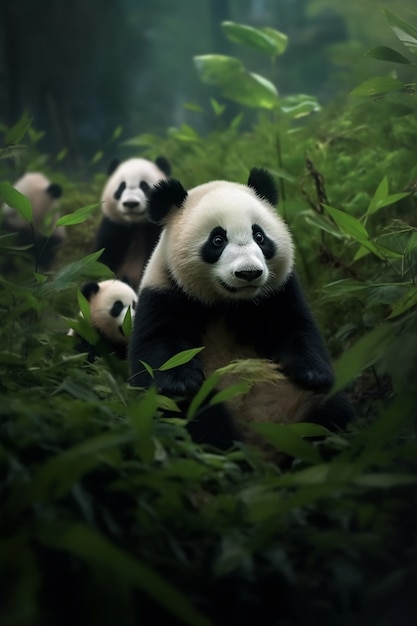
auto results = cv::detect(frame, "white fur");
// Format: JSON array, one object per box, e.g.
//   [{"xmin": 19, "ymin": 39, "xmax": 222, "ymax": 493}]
[
  {"xmin": 141, "ymin": 179, "xmax": 294, "ymax": 304},
  {"xmin": 101, "ymin": 158, "xmax": 168, "ymax": 224},
  {"xmin": 2, "ymin": 172, "xmax": 65, "ymax": 238}
]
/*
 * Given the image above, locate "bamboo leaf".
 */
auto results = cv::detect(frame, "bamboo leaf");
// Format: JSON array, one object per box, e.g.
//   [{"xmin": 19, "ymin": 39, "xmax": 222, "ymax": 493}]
[
  {"xmin": 4, "ymin": 111, "xmax": 32, "ymax": 145},
  {"xmin": 0, "ymin": 182, "xmax": 33, "ymax": 222},
  {"xmin": 159, "ymin": 347, "xmax": 205, "ymax": 371},
  {"xmin": 55, "ymin": 203, "xmax": 99, "ymax": 227},
  {"xmin": 350, "ymin": 76, "xmax": 404, "ymax": 97},
  {"xmin": 322, "ymin": 204, "xmax": 369, "ymax": 242},
  {"xmin": 382, "ymin": 9, "xmax": 417, "ymax": 55},
  {"xmin": 251, "ymin": 423, "xmax": 322, "ymax": 464},
  {"xmin": 221, "ymin": 21, "xmax": 288, "ymax": 57},
  {"xmin": 364, "ymin": 46, "xmax": 411, "ymax": 64}
]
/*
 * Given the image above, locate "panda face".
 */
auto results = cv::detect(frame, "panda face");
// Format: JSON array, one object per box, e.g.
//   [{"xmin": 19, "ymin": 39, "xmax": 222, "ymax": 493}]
[
  {"xmin": 101, "ymin": 158, "xmax": 168, "ymax": 224},
  {"xmin": 154, "ymin": 181, "xmax": 294, "ymax": 304},
  {"xmin": 86, "ymin": 279, "xmax": 138, "ymax": 343}
]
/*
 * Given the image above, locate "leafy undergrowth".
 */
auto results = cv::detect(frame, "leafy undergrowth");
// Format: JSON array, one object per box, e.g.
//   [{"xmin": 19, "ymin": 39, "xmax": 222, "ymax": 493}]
[{"xmin": 1, "ymin": 14, "xmax": 417, "ymax": 621}]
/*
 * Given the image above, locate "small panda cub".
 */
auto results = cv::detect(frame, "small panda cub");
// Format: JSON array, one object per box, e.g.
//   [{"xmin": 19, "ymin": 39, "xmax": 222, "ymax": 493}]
[
  {"xmin": 70, "ymin": 279, "xmax": 138, "ymax": 362},
  {"xmin": 1, "ymin": 172, "xmax": 65, "ymax": 270},
  {"xmin": 129, "ymin": 168, "xmax": 355, "ymax": 456},
  {"xmin": 95, "ymin": 157, "xmax": 171, "ymax": 289}
]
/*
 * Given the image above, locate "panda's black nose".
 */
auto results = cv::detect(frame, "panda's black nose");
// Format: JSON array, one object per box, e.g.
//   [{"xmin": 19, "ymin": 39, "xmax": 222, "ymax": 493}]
[
  {"xmin": 235, "ymin": 269, "xmax": 263, "ymax": 282},
  {"xmin": 123, "ymin": 201, "xmax": 139, "ymax": 210}
]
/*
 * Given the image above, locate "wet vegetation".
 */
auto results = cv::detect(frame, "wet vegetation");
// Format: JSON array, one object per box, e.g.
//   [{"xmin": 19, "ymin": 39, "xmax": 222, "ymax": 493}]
[{"xmin": 1, "ymin": 7, "xmax": 417, "ymax": 626}]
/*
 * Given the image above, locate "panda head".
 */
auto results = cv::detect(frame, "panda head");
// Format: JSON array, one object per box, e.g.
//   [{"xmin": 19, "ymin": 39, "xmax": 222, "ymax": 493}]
[
  {"xmin": 81, "ymin": 279, "xmax": 138, "ymax": 344},
  {"xmin": 101, "ymin": 157, "xmax": 171, "ymax": 224},
  {"xmin": 144, "ymin": 168, "xmax": 294, "ymax": 304},
  {"xmin": 2, "ymin": 172, "xmax": 63, "ymax": 231}
]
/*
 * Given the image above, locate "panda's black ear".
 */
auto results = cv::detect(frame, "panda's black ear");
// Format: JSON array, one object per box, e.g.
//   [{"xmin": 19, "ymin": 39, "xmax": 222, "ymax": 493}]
[
  {"xmin": 47, "ymin": 183, "xmax": 63, "ymax": 199},
  {"xmin": 147, "ymin": 179, "xmax": 188, "ymax": 225},
  {"xmin": 120, "ymin": 275, "xmax": 133, "ymax": 288},
  {"xmin": 247, "ymin": 167, "xmax": 278, "ymax": 206},
  {"xmin": 107, "ymin": 159, "xmax": 120, "ymax": 176},
  {"xmin": 81, "ymin": 281, "xmax": 100, "ymax": 301},
  {"xmin": 155, "ymin": 156, "xmax": 171, "ymax": 176}
]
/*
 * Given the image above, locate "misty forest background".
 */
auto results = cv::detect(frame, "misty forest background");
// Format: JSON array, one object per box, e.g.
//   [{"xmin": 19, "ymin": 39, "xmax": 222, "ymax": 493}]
[{"xmin": 1, "ymin": 1, "xmax": 417, "ymax": 626}]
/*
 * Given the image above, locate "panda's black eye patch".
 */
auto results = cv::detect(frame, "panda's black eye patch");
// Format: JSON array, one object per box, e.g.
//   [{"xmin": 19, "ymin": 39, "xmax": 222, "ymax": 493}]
[
  {"xmin": 140, "ymin": 181, "xmax": 150, "ymax": 194},
  {"xmin": 201, "ymin": 227, "xmax": 227, "ymax": 264},
  {"xmin": 114, "ymin": 181, "xmax": 126, "ymax": 201},
  {"xmin": 252, "ymin": 224, "xmax": 275, "ymax": 259},
  {"xmin": 111, "ymin": 300, "xmax": 124, "ymax": 317}
]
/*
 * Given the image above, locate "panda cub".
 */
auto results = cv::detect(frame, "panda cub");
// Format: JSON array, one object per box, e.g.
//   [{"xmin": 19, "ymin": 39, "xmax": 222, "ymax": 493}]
[
  {"xmin": 129, "ymin": 168, "xmax": 355, "ymax": 454},
  {"xmin": 1, "ymin": 172, "xmax": 65, "ymax": 271},
  {"xmin": 69, "ymin": 279, "xmax": 138, "ymax": 362},
  {"xmin": 95, "ymin": 157, "xmax": 171, "ymax": 289}
]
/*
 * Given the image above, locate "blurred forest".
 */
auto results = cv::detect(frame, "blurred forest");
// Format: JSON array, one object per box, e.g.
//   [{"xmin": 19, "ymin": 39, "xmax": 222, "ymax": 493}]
[{"xmin": 1, "ymin": 0, "xmax": 416, "ymax": 163}]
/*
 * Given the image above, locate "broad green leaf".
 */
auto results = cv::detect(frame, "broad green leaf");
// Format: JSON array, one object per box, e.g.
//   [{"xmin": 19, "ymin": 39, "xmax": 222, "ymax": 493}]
[
  {"xmin": 322, "ymin": 204, "xmax": 369, "ymax": 242},
  {"xmin": 304, "ymin": 213, "xmax": 346, "ymax": 239},
  {"xmin": 333, "ymin": 324, "xmax": 394, "ymax": 393},
  {"xmin": 46, "ymin": 250, "xmax": 114, "ymax": 292},
  {"xmin": 77, "ymin": 290, "xmax": 91, "ymax": 323},
  {"xmin": 0, "ymin": 182, "xmax": 33, "ymax": 222},
  {"xmin": 209, "ymin": 381, "xmax": 251, "ymax": 405},
  {"xmin": 387, "ymin": 287, "xmax": 417, "ymax": 319},
  {"xmin": 55, "ymin": 203, "xmax": 99, "ymax": 227},
  {"xmin": 187, "ymin": 371, "xmax": 221, "ymax": 419},
  {"xmin": 221, "ymin": 21, "xmax": 288, "ymax": 57},
  {"xmin": 382, "ymin": 9, "xmax": 417, "ymax": 55},
  {"xmin": 38, "ymin": 523, "xmax": 213, "ymax": 626},
  {"xmin": 159, "ymin": 347, "xmax": 205, "ymax": 371},
  {"xmin": 354, "ymin": 473, "xmax": 417, "ymax": 487},
  {"xmin": 251, "ymin": 423, "xmax": 322, "ymax": 464},
  {"xmin": 350, "ymin": 76, "xmax": 404, "ymax": 97},
  {"xmin": 121, "ymin": 305, "xmax": 133, "ymax": 338},
  {"xmin": 194, "ymin": 55, "xmax": 278, "ymax": 109},
  {"xmin": 364, "ymin": 46, "xmax": 411, "ymax": 63},
  {"xmin": 127, "ymin": 387, "xmax": 157, "ymax": 462},
  {"xmin": 279, "ymin": 94, "xmax": 321, "ymax": 118},
  {"xmin": 4, "ymin": 111, "xmax": 32, "ymax": 145},
  {"xmin": 194, "ymin": 55, "xmax": 242, "ymax": 85},
  {"xmin": 367, "ymin": 176, "xmax": 389, "ymax": 215}
]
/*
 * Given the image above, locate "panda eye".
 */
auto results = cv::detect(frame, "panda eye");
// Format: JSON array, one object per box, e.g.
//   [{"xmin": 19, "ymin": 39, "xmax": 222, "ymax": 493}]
[
  {"xmin": 254, "ymin": 230, "xmax": 264, "ymax": 244},
  {"xmin": 212, "ymin": 234, "xmax": 226, "ymax": 247},
  {"xmin": 111, "ymin": 300, "xmax": 124, "ymax": 317},
  {"xmin": 140, "ymin": 181, "xmax": 150, "ymax": 193}
]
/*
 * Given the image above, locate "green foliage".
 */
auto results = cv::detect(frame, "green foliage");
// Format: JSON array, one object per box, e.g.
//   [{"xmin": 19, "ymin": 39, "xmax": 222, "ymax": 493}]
[{"xmin": 1, "ymin": 17, "xmax": 417, "ymax": 626}]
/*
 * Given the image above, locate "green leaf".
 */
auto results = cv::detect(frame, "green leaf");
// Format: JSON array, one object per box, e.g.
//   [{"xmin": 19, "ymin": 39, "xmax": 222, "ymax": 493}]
[
  {"xmin": 251, "ymin": 423, "xmax": 322, "ymax": 464},
  {"xmin": 382, "ymin": 9, "xmax": 417, "ymax": 55},
  {"xmin": 322, "ymin": 204, "xmax": 369, "ymax": 242},
  {"xmin": 279, "ymin": 94, "xmax": 321, "ymax": 118},
  {"xmin": 121, "ymin": 305, "xmax": 133, "ymax": 338},
  {"xmin": 221, "ymin": 21, "xmax": 288, "ymax": 57},
  {"xmin": 322, "ymin": 279, "xmax": 369, "ymax": 300},
  {"xmin": 365, "ymin": 177, "xmax": 408, "ymax": 216},
  {"xmin": 333, "ymin": 324, "xmax": 394, "ymax": 393},
  {"xmin": 77, "ymin": 290, "xmax": 91, "ymax": 323},
  {"xmin": 354, "ymin": 473, "xmax": 417, "ymax": 487},
  {"xmin": 194, "ymin": 55, "xmax": 278, "ymax": 109},
  {"xmin": 112, "ymin": 125, "xmax": 123, "ymax": 140},
  {"xmin": 55, "ymin": 203, "xmax": 99, "ymax": 227},
  {"xmin": 387, "ymin": 287, "xmax": 417, "ymax": 319},
  {"xmin": 127, "ymin": 387, "xmax": 157, "ymax": 462},
  {"xmin": 187, "ymin": 371, "xmax": 221, "ymax": 419},
  {"xmin": 209, "ymin": 381, "xmax": 251, "ymax": 405},
  {"xmin": 91, "ymin": 150, "xmax": 103, "ymax": 164},
  {"xmin": 45, "ymin": 250, "xmax": 114, "ymax": 292},
  {"xmin": 210, "ymin": 98, "xmax": 226, "ymax": 116},
  {"xmin": 0, "ymin": 182, "xmax": 33, "ymax": 222},
  {"xmin": 4, "ymin": 111, "xmax": 32, "ymax": 145},
  {"xmin": 364, "ymin": 46, "xmax": 411, "ymax": 63},
  {"xmin": 350, "ymin": 76, "xmax": 405, "ymax": 97},
  {"xmin": 56, "ymin": 147, "xmax": 68, "ymax": 162},
  {"xmin": 158, "ymin": 347, "xmax": 205, "ymax": 371},
  {"xmin": 38, "ymin": 523, "xmax": 213, "ymax": 626},
  {"xmin": 139, "ymin": 360, "xmax": 155, "ymax": 379}
]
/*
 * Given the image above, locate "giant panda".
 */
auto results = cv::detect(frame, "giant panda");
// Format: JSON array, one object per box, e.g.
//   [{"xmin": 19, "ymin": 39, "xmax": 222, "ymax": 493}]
[
  {"xmin": 69, "ymin": 278, "xmax": 138, "ymax": 362},
  {"xmin": 94, "ymin": 157, "xmax": 171, "ymax": 289},
  {"xmin": 1, "ymin": 172, "xmax": 65, "ymax": 271},
  {"xmin": 128, "ymin": 168, "xmax": 355, "ymax": 458}
]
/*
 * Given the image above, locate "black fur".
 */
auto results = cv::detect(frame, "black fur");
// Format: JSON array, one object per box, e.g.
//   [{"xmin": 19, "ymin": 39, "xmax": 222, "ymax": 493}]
[
  {"xmin": 95, "ymin": 217, "xmax": 161, "ymax": 276},
  {"xmin": 147, "ymin": 179, "xmax": 188, "ymax": 225},
  {"xmin": 81, "ymin": 281, "xmax": 100, "ymax": 300},
  {"xmin": 46, "ymin": 183, "xmax": 62, "ymax": 199},
  {"xmin": 107, "ymin": 159, "xmax": 120, "ymax": 176},
  {"xmin": 201, "ymin": 227, "xmax": 228, "ymax": 264},
  {"xmin": 155, "ymin": 156, "xmax": 171, "ymax": 176},
  {"xmin": 252, "ymin": 224, "xmax": 275, "ymax": 260},
  {"xmin": 129, "ymin": 273, "xmax": 334, "ymax": 395},
  {"xmin": 247, "ymin": 168, "xmax": 279, "ymax": 206}
]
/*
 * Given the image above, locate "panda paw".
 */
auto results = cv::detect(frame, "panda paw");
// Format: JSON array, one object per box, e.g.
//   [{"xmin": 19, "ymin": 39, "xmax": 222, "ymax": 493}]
[
  {"xmin": 280, "ymin": 358, "xmax": 334, "ymax": 392},
  {"xmin": 156, "ymin": 362, "xmax": 205, "ymax": 398}
]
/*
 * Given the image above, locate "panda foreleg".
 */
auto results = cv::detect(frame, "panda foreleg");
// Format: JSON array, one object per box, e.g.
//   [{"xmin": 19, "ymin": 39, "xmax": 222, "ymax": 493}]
[
  {"xmin": 265, "ymin": 274, "xmax": 335, "ymax": 392},
  {"xmin": 95, "ymin": 217, "xmax": 134, "ymax": 272},
  {"xmin": 129, "ymin": 287, "xmax": 206, "ymax": 396}
]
